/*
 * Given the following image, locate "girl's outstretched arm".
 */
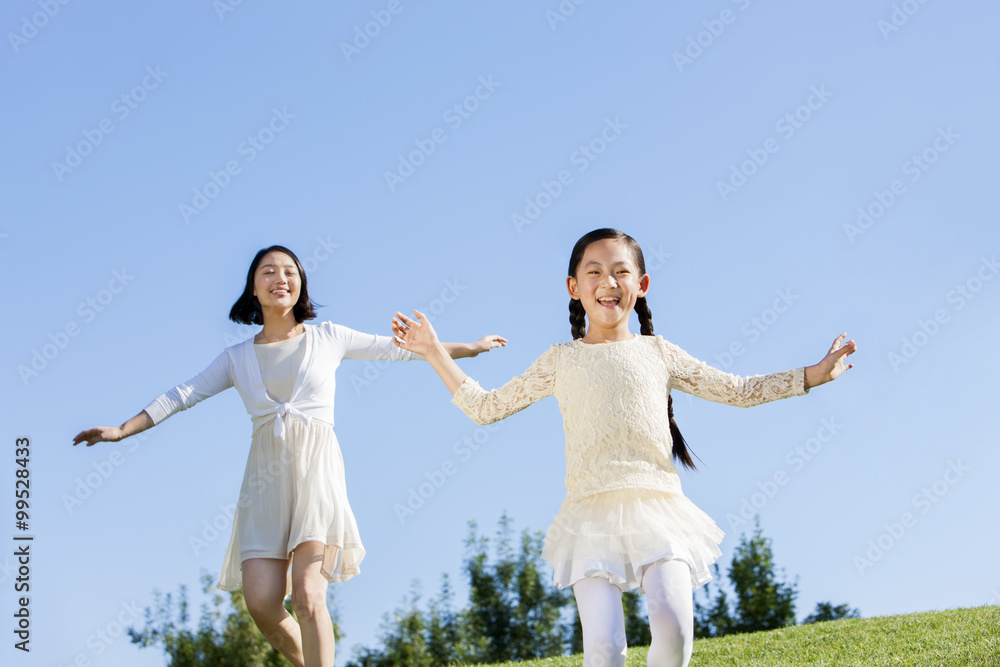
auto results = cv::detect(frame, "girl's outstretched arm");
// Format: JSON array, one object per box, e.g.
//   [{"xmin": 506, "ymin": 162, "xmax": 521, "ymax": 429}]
[
  {"xmin": 392, "ymin": 310, "xmax": 469, "ymax": 394},
  {"xmin": 804, "ymin": 333, "xmax": 856, "ymax": 390},
  {"xmin": 72, "ymin": 410, "xmax": 154, "ymax": 447}
]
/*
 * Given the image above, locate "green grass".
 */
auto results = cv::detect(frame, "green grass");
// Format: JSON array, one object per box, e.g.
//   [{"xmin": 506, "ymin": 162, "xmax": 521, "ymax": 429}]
[{"xmin": 467, "ymin": 606, "xmax": 1000, "ymax": 667}]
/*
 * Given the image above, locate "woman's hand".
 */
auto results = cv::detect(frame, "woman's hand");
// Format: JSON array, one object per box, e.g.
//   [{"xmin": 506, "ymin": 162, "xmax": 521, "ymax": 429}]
[
  {"xmin": 805, "ymin": 333, "xmax": 856, "ymax": 389},
  {"xmin": 471, "ymin": 335, "xmax": 507, "ymax": 357},
  {"xmin": 392, "ymin": 310, "xmax": 444, "ymax": 357},
  {"xmin": 72, "ymin": 426, "xmax": 123, "ymax": 447}
]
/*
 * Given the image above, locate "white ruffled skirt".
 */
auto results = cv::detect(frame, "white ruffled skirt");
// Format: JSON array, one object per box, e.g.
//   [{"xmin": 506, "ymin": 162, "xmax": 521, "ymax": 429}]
[
  {"xmin": 542, "ymin": 488, "xmax": 725, "ymax": 591},
  {"xmin": 217, "ymin": 418, "xmax": 365, "ymax": 593}
]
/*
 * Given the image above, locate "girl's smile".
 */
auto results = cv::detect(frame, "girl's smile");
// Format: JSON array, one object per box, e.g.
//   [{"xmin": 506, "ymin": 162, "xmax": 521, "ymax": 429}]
[{"xmin": 567, "ymin": 238, "xmax": 649, "ymax": 343}]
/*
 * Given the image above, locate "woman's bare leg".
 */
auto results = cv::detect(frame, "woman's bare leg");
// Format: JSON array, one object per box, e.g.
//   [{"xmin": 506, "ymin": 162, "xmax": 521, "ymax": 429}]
[
  {"xmin": 242, "ymin": 557, "xmax": 305, "ymax": 667},
  {"xmin": 290, "ymin": 541, "xmax": 335, "ymax": 667}
]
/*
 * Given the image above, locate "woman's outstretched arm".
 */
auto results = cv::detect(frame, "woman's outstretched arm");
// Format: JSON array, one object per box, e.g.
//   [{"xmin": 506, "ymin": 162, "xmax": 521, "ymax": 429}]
[
  {"xmin": 72, "ymin": 410, "xmax": 154, "ymax": 446},
  {"xmin": 440, "ymin": 336, "xmax": 507, "ymax": 359}
]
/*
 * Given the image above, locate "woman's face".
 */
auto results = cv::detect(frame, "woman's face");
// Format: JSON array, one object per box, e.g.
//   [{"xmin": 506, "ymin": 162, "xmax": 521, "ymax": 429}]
[{"xmin": 252, "ymin": 251, "xmax": 301, "ymax": 312}]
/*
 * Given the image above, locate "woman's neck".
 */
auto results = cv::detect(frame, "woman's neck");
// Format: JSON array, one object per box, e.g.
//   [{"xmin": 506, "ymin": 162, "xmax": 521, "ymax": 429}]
[{"xmin": 259, "ymin": 309, "xmax": 301, "ymax": 342}]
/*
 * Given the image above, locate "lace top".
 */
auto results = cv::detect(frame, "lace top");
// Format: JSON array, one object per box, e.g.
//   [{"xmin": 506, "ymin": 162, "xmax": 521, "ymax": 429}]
[{"xmin": 451, "ymin": 335, "xmax": 809, "ymax": 503}]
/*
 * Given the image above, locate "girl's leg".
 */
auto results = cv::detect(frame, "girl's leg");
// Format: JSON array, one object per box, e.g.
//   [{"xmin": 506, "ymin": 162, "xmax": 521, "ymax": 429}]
[
  {"xmin": 641, "ymin": 559, "xmax": 694, "ymax": 667},
  {"xmin": 573, "ymin": 577, "xmax": 628, "ymax": 667},
  {"xmin": 290, "ymin": 541, "xmax": 336, "ymax": 667},
  {"xmin": 242, "ymin": 557, "xmax": 305, "ymax": 667}
]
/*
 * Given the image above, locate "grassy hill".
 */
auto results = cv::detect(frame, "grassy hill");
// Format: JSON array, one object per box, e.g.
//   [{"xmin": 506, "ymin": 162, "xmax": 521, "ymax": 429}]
[{"xmin": 470, "ymin": 606, "xmax": 1000, "ymax": 667}]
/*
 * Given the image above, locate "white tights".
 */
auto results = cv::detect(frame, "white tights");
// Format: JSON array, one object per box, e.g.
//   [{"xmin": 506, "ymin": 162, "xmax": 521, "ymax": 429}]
[{"xmin": 573, "ymin": 560, "xmax": 694, "ymax": 667}]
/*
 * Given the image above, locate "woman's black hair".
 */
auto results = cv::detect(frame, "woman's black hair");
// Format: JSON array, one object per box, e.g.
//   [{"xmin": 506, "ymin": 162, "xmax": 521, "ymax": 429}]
[
  {"xmin": 229, "ymin": 245, "xmax": 319, "ymax": 325},
  {"xmin": 567, "ymin": 228, "xmax": 697, "ymax": 471}
]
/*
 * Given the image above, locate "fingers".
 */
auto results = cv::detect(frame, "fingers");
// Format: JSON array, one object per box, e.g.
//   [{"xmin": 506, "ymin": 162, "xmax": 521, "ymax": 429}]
[
  {"xmin": 394, "ymin": 311, "xmax": 418, "ymax": 328},
  {"xmin": 72, "ymin": 430, "xmax": 101, "ymax": 447}
]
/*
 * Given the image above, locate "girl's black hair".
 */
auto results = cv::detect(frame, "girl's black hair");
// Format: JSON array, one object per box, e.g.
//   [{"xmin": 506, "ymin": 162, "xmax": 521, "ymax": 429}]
[
  {"xmin": 229, "ymin": 245, "xmax": 319, "ymax": 325},
  {"xmin": 567, "ymin": 228, "xmax": 697, "ymax": 471}
]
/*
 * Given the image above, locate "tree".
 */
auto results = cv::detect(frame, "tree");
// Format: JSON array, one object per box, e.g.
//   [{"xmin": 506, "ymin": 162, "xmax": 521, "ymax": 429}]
[
  {"xmin": 347, "ymin": 576, "xmax": 480, "ymax": 667},
  {"xmin": 462, "ymin": 514, "xmax": 571, "ymax": 661},
  {"xmin": 803, "ymin": 601, "xmax": 860, "ymax": 624},
  {"xmin": 347, "ymin": 514, "xmax": 571, "ymax": 665},
  {"xmin": 694, "ymin": 519, "xmax": 798, "ymax": 638},
  {"xmin": 129, "ymin": 571, "xmax": 340, "ymax": 666}
]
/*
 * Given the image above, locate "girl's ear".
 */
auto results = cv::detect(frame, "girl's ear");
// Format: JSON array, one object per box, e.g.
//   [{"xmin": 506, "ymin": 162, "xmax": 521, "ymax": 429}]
[
  {"xmin": 566, "ymin": 276, "xmax": 579, "ymax": 300},
  {"xmin": 638, "ymin": 273, "xmax": 650, "ymax": 298}
]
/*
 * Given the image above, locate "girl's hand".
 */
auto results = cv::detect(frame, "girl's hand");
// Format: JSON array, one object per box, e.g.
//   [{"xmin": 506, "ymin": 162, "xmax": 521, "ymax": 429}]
[
  {"xmin": 393, "ymin": 310, "xmax": 443, "ymax": 357},
  {"xmin": 72, "ymin": 426, "xmax": 123, "ymax": 447},
  {"xmin": 805, "ymin": 333, "xmax": 856, "ymax": 389},
  {"xmin": 471, "ymin": 335, "xmax": 507, "ymax": 356}
]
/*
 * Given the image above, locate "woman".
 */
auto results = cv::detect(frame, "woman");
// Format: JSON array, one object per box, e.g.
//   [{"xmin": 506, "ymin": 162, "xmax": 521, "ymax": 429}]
[{"xmin": 73, "ymin": 245, "xmax": 505, "ymax": 667}]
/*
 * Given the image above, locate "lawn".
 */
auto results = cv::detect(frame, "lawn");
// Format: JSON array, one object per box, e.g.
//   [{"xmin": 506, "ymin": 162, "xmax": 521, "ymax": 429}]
[{"xmin": 468, "ymin": 606, "xmax": 1000, "ymax": 667}]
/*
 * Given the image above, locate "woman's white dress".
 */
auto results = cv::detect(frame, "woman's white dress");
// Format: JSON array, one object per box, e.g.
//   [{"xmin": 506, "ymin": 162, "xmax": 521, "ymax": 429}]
[{"xmin": 142, "ymin": 322, "xmax": 415, "ymax": 592}]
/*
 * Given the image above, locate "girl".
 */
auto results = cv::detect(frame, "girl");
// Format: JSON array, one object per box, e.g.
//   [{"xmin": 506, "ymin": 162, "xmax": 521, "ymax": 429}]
[
  {"xmin": 72, "ymin": 245, "xmax": 505, "ymax": 667},
  {"xmin": 391, "ymin": 228, "xmax": 855, "ymax": 667}
]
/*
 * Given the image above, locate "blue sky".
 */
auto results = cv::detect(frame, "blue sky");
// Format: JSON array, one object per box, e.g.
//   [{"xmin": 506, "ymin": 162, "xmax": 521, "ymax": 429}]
[{"xmin": 2, "ymin": 1, "xmax": 998, "ymax": 665}]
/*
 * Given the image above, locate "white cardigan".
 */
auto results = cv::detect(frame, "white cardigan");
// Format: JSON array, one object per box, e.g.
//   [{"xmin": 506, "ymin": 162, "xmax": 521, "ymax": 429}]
[{"xmin": 143, "ymin": 321, "xmax": 415, "ymax": 438}]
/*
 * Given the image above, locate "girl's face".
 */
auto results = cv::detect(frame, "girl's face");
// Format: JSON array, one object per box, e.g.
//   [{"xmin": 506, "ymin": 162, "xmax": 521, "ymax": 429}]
[
  {"xmin": 253, "ymin": 251, "xmax": 301, "ymax": 312},
  {"xmin": 567, "ymin": 238, "xmax": 649, "ymax": 339}
]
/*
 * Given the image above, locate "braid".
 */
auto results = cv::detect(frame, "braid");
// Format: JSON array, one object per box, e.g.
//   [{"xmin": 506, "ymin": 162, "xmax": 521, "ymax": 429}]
[
  {"xmin": 637, "ymin": 297, "xmax": 697, "ymax": 470},
  {"xmin": 569, "ymin": 299, "xmax": 587, "ymax": 340},
  {"xmin": 668, "ymin": 395, "xmax": 696, "ymax": 470},
  {"xmin": 635, "ymin": 296, "xmax": 654, "ymax": 337}
]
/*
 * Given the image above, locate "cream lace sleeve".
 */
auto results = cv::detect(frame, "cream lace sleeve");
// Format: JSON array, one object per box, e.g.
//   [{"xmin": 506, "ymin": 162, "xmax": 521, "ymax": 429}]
[
  {"xmin": 659, "ymin": 337, "xmax": 808, "ymax": 408},
  {"xmin": 451, "ymin": 346, "xmax": 558, "ymax": 425}
]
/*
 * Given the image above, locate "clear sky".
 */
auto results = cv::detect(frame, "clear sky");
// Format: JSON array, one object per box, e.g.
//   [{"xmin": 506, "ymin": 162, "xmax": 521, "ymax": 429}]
[{"xmin": 2, "ymin": 1, "xmax": 998, "ymax": 665}]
